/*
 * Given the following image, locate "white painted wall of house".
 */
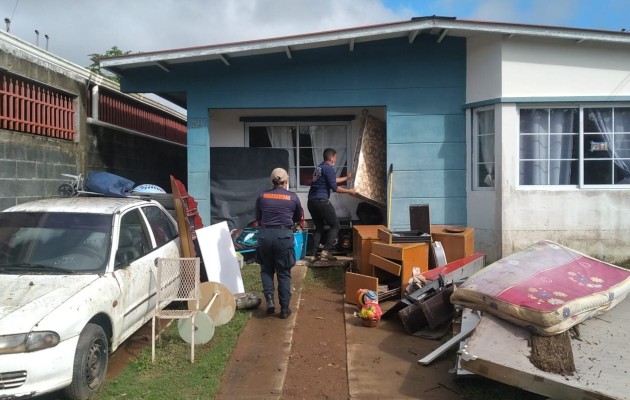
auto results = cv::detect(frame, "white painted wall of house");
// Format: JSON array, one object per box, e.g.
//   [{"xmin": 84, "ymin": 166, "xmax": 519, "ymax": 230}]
[
  {"xmin": 502, "ymin": 38, "xmax": 630, "ymax": 97},
  {"xmin": 467, "ymin": 35, "xmax": 630, "ymax": 263},
  {"xmin": 466, "ymin": 36, "xmax": 503, "ymax": 262}
]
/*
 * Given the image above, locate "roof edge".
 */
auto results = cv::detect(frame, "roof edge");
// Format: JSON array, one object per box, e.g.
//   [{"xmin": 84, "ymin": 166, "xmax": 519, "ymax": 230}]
[{"xmin": 100, "ymin": 16, "xmax": 630, "ymax": 68}]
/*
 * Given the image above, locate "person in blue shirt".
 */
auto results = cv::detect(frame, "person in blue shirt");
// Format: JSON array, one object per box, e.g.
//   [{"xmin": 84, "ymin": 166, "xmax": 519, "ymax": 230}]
[
  {"xmin": 255, "ymin": 167, "xmax": 304, "ymax": 319},
  {"xmin": 307, "ymin": 148, "xmax": 356, "ymax": 262}
]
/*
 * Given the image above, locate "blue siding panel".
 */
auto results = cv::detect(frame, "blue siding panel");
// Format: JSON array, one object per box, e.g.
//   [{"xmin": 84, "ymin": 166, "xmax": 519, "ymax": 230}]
[
  {"xmin": 388, "ymin": 115, "xmax": 466, "ymax": 143},
  {"xmin": 393, "ymin": 170, "xmax": 466, "ymax": 198},
  {"xmin": 120, "ymin": 35, "xmax": 468, "ymax": 226},
  {"xmin": 388, "ymin": 143, "xmax": 466, "ymax": 171},
  {"xmin": 390, "ymin": 197, "xmax": 467, "ymax": 230}
]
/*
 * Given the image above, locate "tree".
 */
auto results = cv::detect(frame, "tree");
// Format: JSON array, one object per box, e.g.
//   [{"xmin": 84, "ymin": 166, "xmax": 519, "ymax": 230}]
[{"xmin": 87, "ymin": 46, "xmax": 131, "ymax": 83}]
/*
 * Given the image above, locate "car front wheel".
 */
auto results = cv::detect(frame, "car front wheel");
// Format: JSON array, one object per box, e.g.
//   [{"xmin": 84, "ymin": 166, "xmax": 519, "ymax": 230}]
[{"xmin": 64, "ymin": 323, "xmax": 109, "ymax": 400}]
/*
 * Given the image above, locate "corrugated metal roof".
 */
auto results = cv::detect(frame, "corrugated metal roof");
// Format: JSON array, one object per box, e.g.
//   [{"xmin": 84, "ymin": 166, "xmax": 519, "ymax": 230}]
[{"xmin": 100, "ymin": 16, "xmax": 630, "ymax": 74}]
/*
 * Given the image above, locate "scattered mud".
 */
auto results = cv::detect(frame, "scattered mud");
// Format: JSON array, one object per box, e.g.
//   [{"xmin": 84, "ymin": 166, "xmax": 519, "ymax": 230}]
[{"xmin": 529, "ymin": 327, "xmax": 577, "ymax": 376}]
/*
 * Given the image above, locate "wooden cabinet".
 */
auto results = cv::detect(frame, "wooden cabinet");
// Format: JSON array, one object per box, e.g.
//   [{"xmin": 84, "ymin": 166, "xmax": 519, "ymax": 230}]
[
  {"xmin": 369, "ymin": 241, "xmax": 429, "ymax": 298},
  {"xmin": 430, "ymin": 225, "xmax": 474, "ymax": 263},
  {"xmin": 352, "ymin": 225, "xmax": 384, "ymax": 275}
]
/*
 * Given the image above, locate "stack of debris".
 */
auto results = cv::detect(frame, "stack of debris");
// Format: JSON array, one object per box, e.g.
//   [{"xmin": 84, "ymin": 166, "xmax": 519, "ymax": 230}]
[
  {"xmin": 382, "ymin": 253, "xmax": 485, "ymax": 339},
  {"xmin": 430, "ymin": 240, "xmax": 630, "ymax": 399}
]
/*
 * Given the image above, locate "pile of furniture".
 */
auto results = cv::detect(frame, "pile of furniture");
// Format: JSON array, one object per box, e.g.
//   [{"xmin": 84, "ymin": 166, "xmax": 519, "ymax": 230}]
[{"xmin": 345, "ymin": 223, "xmax": 474, "ymax": 305}]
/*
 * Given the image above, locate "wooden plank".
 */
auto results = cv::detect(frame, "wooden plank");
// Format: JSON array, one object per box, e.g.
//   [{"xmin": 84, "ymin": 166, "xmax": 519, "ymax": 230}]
[
  {"xmin": 170, "ymin": 175, "xmax": 203, "ymax": 259},
  {"xmin": 377, "ymin": 227, "xmax": 392, "ymax": 244},
  {"xmin": 344, "ymin": 272, "xmax": 378, "ymax": 305},
  {"xmin": 173, "ymin": 197, "xmax": 195, "ymax": 258},
  {"xmin": 460, "ymin": 298, "xmax": 630, "ymax": 400}
]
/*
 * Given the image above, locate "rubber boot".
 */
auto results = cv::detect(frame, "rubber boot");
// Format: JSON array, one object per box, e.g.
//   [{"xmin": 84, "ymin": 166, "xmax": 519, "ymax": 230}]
[
  {"xmin": 265, "ymin": 293, "xmax": 275, "ymax": 315},
  {"xmin": 280, "ymin": 307, "xmax": 292, "ymax": 319}
]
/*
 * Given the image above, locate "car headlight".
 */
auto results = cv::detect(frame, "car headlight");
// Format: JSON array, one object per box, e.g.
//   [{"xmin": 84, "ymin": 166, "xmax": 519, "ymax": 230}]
[{"xmin": 0, "ymin": 331, "xmax": 60, "ymax": 354}]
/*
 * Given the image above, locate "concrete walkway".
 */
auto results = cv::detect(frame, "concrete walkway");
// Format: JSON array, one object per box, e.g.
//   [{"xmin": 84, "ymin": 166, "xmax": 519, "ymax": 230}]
[
  {"xmin": 215, "ymin": 260, "xmax": 463, "ymax": 400},
  {"xmin": 215, "ymin": 264, "xmax": 308, "ymax": 399}
]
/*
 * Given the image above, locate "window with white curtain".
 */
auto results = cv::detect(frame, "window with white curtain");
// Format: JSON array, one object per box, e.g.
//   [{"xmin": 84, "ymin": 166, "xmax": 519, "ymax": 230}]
[
  {"xmin": 583, "ymin": 107, "xmax": 630, "ymax": 184},
  {"xmin": 473, "ymin": 108, "xmax": 496, "ymax": 189},
  {"xmin": 518, "ymin": 106, "xmax": 630, "ymax": 187},
  {"xmin": 247, "ymin": 122, "xmax": 349, "ymax": 191}
]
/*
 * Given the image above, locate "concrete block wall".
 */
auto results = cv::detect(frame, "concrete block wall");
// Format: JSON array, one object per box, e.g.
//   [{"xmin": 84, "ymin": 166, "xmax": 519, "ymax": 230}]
[
  {"xmin": 0, "ymin": 130, "xmax": 77, "ymax": 210},
  {"xmin": 0, "ymin": 36, "xmax": 186, "ymax": 211},
  {"xmin": 0, "ymin": 125, "xmax": 187, "ymax": 212}
]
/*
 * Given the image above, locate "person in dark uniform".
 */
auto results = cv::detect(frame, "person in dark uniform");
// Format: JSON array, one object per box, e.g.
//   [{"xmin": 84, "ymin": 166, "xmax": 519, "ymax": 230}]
[
  {"xmin": 255, "ymin": 167, "xmax": 304, "ymax": 319},
  {"xmin": 307, "ymin": 148, "xmax": 356, "ymax": 262}
]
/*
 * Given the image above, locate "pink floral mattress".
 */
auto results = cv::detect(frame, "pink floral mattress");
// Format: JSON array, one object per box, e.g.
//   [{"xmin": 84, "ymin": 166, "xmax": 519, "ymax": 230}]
[{"xmin": 450, "ymin": 240, "xmax": 630, "ymax": 335}]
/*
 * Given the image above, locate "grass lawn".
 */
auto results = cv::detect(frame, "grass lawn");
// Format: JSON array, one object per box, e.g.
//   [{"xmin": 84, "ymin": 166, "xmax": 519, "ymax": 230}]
[{"xmin": 95, "ymin": 262, "xmax": 263, "ymax": 400}]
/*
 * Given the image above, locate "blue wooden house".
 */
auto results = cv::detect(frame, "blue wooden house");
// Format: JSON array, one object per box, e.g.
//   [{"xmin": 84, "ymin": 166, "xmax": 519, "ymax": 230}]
[{"xmin": 102, "ymin": 17, "xmax": 630, "ymax": 262}]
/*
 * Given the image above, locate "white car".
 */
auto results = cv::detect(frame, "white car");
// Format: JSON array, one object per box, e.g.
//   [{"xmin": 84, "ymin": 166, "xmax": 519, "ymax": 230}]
[{"xmin": 0, "ymin": 196, "xmax": 182, "ymax": 399}]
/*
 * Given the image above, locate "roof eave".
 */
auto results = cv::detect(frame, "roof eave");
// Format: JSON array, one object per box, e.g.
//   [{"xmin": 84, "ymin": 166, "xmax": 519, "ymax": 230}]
[{"xmin": 100, "ymin": 17, "xmax": 630, "ymax": 72}]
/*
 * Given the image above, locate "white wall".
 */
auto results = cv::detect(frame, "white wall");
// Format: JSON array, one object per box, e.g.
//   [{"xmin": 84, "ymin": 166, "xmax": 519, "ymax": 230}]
[
  {"xmin": 501, "ymin": 38, "xmax": 630, "ymax": 97},
  {"xmin": 497, "ymin": 38, "xmax": 630, "ymax": 263},
  {"xmin": 466, "ymin": 35, "xmax": 503, "ymax": 104},
  {"xmin": 466, "ymin": 36, "xmax": 503, "ymax": 261},
  {"xmin": 208, "ymin": 107, "xmax": 386, "ymax": 220}
]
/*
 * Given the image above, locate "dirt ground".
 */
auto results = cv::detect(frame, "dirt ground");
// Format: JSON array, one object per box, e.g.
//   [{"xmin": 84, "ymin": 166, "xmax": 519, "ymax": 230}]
[{"xmin": 282, "ymin": 275, "xmax": 349, "ymax": 399}]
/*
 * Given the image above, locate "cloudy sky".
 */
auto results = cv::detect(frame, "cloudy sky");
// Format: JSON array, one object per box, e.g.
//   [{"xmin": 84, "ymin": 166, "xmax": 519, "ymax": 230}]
[{"xmin": 2, "ymin": 0, "xmax": 629, "ymax": 69}]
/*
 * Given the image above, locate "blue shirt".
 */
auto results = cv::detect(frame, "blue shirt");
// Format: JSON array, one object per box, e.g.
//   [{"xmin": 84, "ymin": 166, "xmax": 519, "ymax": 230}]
[
  {"xmin": 308, "ymin": 161, "xmax": 337, "ymax": 200},
  {"xmin": 255, "ymin": 187, "xmax": 303, "ymax": 226}
]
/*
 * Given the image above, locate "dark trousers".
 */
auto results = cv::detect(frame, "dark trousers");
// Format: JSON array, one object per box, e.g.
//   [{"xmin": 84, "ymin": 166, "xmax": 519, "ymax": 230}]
[
  {"xmin": 256, "ymin": 228, "xmax": 296, "ymax": 308},
  {"xmin": 307, "ymin": 198, "xmax": 340, "ymax": 255}
]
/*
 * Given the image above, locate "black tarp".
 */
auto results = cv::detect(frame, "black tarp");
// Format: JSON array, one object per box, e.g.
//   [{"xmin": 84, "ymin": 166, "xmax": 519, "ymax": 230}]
[{"xmin": 210, "ymin": 147, "xmax": 289, "ymax": 231}]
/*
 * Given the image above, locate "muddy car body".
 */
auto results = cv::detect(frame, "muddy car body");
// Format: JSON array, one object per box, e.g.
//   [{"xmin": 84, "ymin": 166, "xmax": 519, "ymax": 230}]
[{"xmin": 0, "ymin": 197, "xmax": 180, "ymax": 399}]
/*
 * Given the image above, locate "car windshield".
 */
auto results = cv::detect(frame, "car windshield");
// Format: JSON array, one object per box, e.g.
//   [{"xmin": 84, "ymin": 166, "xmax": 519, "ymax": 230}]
[{"xmin": 0, "ymin": 211, "xmax": 112, "ymax": 274}]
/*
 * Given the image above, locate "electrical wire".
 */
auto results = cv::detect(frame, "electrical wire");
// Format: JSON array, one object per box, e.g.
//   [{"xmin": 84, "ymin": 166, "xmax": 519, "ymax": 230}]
[{"xmin": 10, "ymin": 0, "xmax": 19, "ymax": 21}]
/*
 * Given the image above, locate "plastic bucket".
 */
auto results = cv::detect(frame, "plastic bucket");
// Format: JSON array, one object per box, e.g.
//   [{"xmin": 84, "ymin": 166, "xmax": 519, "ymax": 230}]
[{"xmin": 293, "ymin": 231, "xmax": 307, "ymax": 260}]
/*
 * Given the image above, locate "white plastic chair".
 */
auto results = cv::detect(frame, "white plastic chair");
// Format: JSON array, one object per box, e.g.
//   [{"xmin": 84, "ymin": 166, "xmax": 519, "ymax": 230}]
[{"xmin": 152, "ymin": 257, "xmax": 200, "ymax": 363}]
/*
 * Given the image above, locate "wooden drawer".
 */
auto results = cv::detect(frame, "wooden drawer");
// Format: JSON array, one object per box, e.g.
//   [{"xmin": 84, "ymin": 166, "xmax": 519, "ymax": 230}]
[
  {"xmin": 371, "ymin": 241, "xmax": 425, "ymax": 262},
  {"xmin": 369, "ymin": 241, "xmax": 429, "ymax": 298},
  {"xmin": 369, "ymin": 253, "xmax": 401, "ymax": 276}
]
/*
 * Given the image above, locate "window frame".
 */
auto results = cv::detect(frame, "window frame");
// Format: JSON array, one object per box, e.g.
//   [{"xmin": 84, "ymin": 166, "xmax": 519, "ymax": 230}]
[
  {"xmin": 140, "ymin": 205, "xmax": 179, "ymax": 249},
  {"xmin": 472, "ymin": 106, "xmax": 496, "ymax": 191},
  {"xmin": 517, "ymin": 104, "xmax": 630, "ymax": 189},
  {"xmin": 245, "ymin": 120, "xmax": 351, "ymax": 192}
]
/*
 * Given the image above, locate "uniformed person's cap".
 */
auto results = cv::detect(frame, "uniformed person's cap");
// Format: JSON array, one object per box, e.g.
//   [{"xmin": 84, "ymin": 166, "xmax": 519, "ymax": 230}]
[{"xmin": 271, "ymin": 168, "xmax": 289, "ymax": 185}]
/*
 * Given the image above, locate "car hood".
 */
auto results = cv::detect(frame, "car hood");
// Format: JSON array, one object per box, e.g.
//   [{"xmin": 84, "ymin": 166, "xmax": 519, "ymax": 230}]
[{"xmin": 0, "ymin": 274, "xmax": 100, "ymax": 333}]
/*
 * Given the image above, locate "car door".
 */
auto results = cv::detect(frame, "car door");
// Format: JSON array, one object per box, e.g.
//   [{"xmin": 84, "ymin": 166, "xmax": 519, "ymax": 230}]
[
  {"xmin": 139, "ymin": 204, "xmax": 181, "ymax": 311},
  {"xmin": 113, "ymin": 208, "xmax": 156, "ymax": 339}
]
